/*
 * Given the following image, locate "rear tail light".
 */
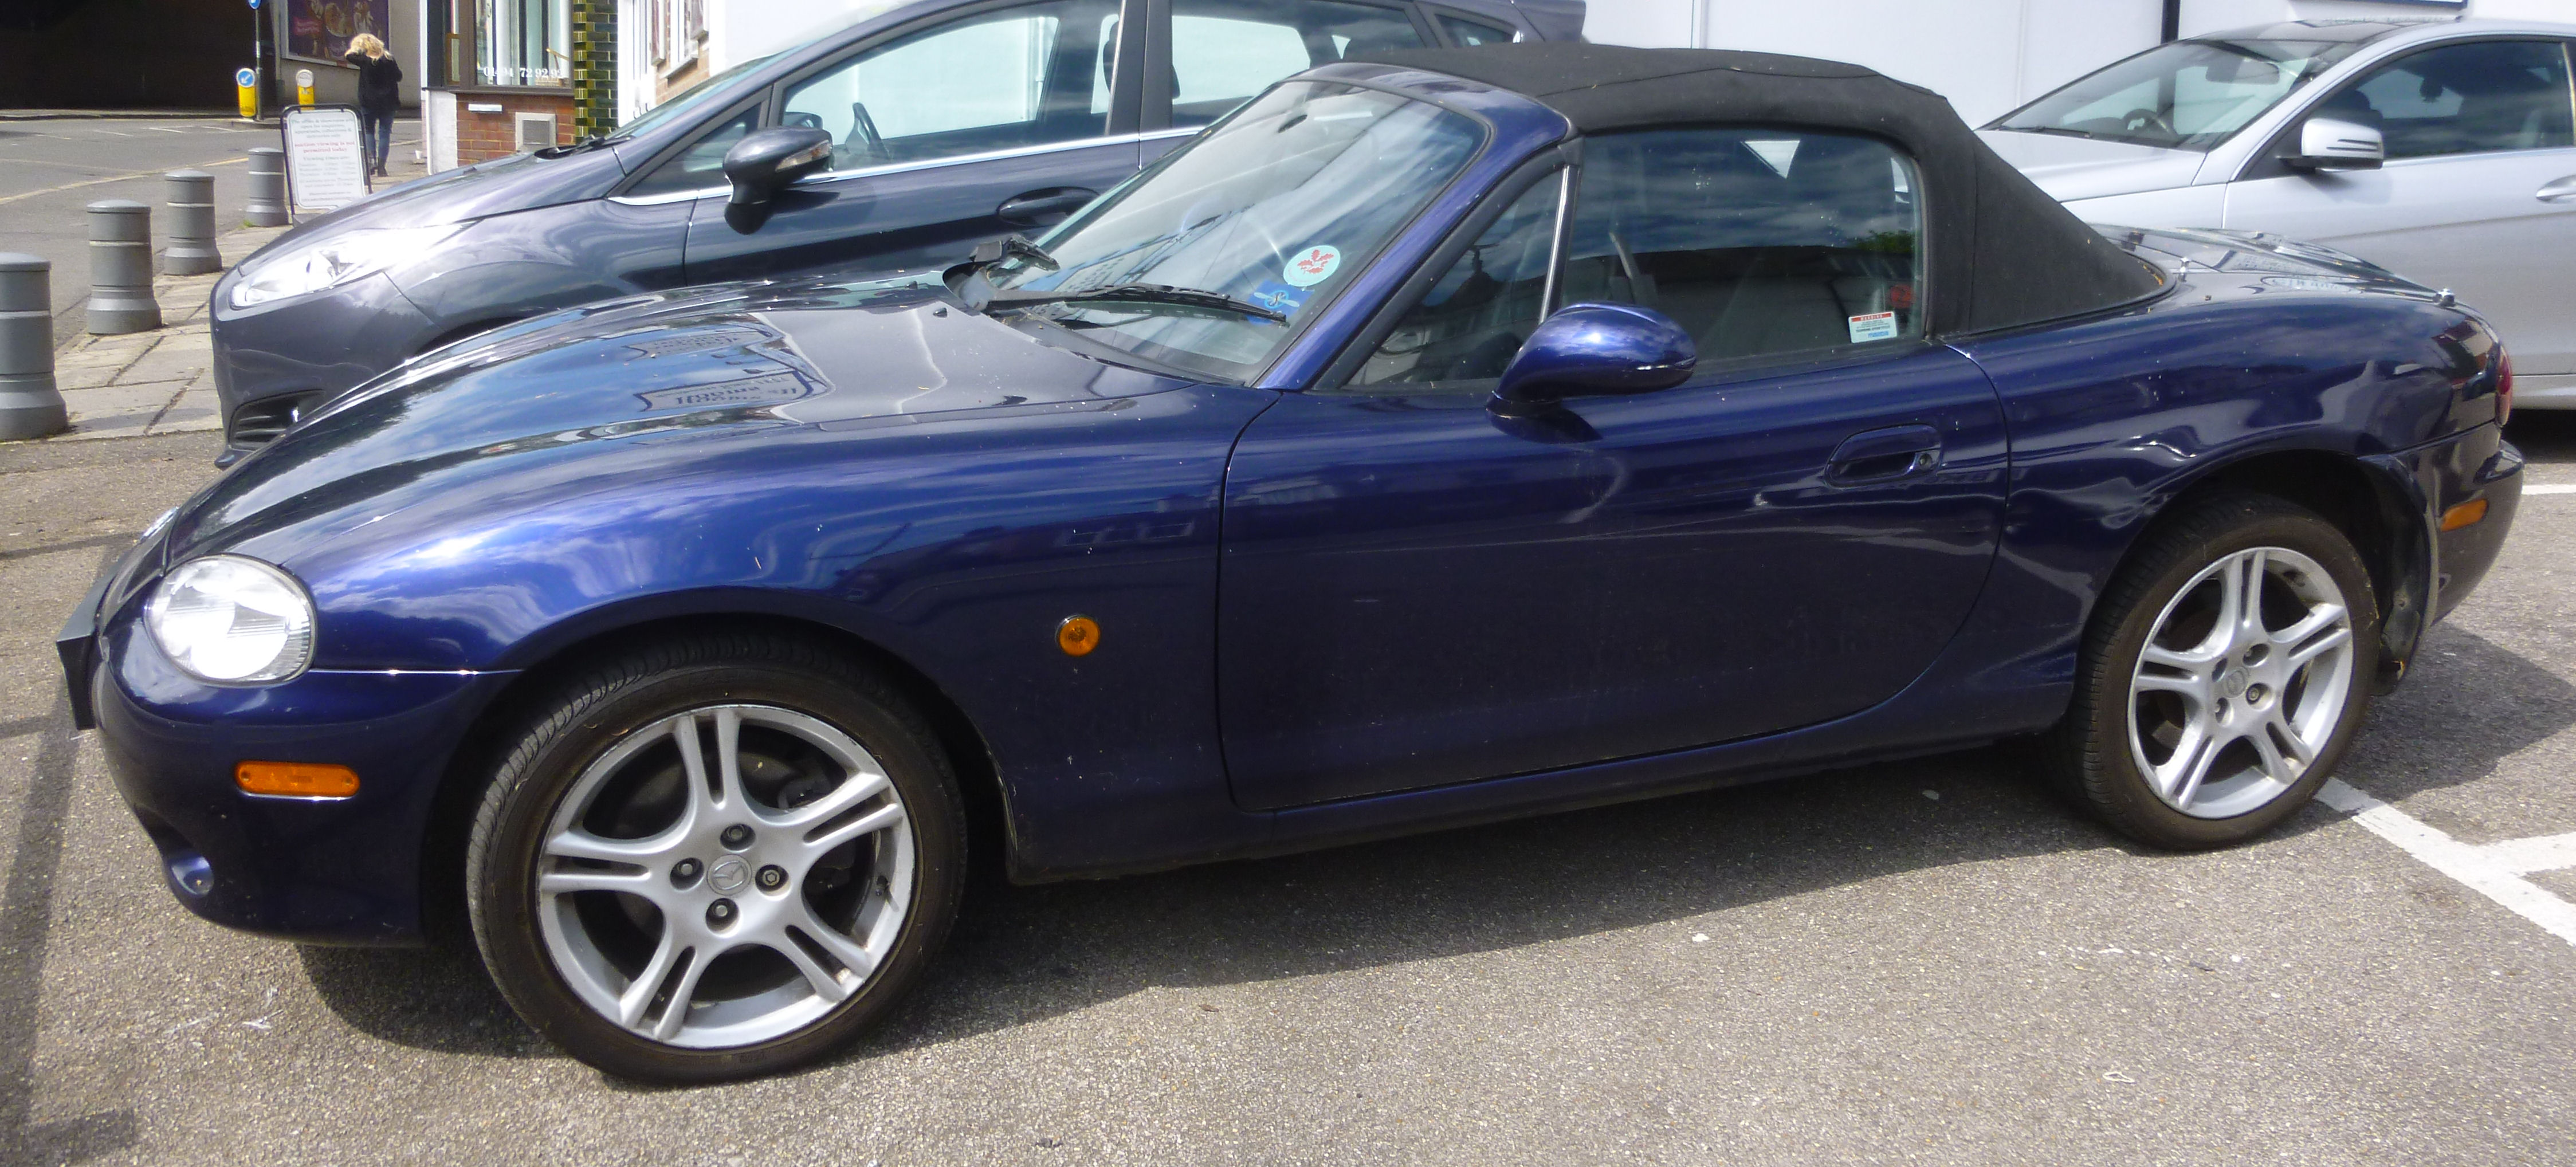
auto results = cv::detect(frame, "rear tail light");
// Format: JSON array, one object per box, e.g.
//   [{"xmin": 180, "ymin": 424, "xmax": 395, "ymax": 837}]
[{"xmin": 2495, "ymin": 349, "xmax": 2514, "ymax": 425}]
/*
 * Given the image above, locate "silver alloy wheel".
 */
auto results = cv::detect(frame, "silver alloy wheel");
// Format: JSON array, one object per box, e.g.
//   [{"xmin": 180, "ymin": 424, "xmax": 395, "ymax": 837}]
[
  {"xmin": 533, "ymin": 704, "xmax": 914, "ymax": 1048},
  {"xmin": 2127, "ymin": 546, "xmax": 2355, "ymax": 819}
]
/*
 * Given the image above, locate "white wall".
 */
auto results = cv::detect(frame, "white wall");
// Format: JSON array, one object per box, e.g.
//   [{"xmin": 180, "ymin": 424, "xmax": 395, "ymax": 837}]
[{"xmin": 1592, "ymin": 0, "xmax": 2576, "ymax": 124}]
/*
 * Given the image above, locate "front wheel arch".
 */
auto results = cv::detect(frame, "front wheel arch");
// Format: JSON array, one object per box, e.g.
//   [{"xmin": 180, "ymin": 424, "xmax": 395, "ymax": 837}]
[{"xmin": 418, "ymin": 612, "xmax": 1009, "ymax": 948}]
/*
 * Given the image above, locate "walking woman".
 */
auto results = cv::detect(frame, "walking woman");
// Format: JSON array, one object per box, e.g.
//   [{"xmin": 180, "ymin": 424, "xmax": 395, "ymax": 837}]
[{"xmin": 344, "ymin": 33, "xmax": 401, "ymax": 178}]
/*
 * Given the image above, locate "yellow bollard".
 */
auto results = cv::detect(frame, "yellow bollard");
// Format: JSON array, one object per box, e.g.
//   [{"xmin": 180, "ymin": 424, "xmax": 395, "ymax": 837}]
[
  {"xmin": 295, "ymin": 68, "xmax": 316, "ymax": 107},
  {"xmin": 235, "ymin": 67, "xmax": 258, "ymax": 119}
]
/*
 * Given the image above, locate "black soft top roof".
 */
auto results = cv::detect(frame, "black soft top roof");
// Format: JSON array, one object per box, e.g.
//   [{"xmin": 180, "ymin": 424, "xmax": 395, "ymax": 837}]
[{"xmin": 1361, "ymin": 44, "xmax": 2166, "ymax": 336}]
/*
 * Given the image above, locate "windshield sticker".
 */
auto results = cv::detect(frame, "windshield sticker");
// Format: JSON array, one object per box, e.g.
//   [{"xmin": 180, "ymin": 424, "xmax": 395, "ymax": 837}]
[
  {"xmin": 1246, "ymin": 280, "xmax": 1314, "ymax": 318},
  {"xmin": 1848, "ymin": 312, "xmax": 1899, "ymax": 344},
  {"xmin": 1282, "ymin": 245, "xmax": 1342, "ymax": 288}
]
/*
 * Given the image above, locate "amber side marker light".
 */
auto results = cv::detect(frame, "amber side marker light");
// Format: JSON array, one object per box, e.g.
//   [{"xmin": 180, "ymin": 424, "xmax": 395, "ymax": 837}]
[
  {"xmin": 237, "ymin": 761, "xmax": 360, "ymax": 798},
  {"xmin": 1057, "ymin": 615, "xmax": 1101, "ymax": 657},
  {"xmin": 2440, "ymin": 498, "xmax": 2489, "ymax": 532}
]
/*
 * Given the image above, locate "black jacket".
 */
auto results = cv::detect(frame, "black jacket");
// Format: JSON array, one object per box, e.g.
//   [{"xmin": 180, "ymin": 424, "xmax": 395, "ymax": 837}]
[{"xmin": 344, "ymin": 51, "xmax": 402, "ymax": 114}]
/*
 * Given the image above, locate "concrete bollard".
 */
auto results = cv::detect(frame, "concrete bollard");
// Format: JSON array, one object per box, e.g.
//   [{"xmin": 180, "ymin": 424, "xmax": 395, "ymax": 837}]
[
  {"xmin": 162, "ymin": 170, "xmax": 221, "ymax": 276},
  {"xmin": 86, "ymin": 200, "xmax": 161, "ymax": 335},
  {"xmin": 0, "ymin": 254, "xmax": 69, "ymax": 441},
  {"xmin": 245, "ymin": 148, "xmax": 288, "ymax": 227}
]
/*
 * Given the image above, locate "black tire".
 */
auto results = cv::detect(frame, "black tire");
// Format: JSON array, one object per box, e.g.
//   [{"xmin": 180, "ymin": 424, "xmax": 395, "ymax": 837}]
[
  {"xmin": 465, "ymin": 633, "xmax": 966, "ymax": 1083},
  {"xmin": 2042, "ymin": 490, "xmax": 2379, "ymax": 850}
]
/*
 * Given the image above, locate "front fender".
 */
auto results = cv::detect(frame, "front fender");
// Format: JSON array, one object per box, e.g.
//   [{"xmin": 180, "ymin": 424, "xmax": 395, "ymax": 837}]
[{"xmin": 391, "ymin": 197, "xmax": 690, "ymax": 325}]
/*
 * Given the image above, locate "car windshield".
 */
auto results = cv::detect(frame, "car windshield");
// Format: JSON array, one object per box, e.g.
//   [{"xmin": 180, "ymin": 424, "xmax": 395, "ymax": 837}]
[
  {"xmin": 614, "ymin": 52, "xmax": 779, "ymax": 139},
  {"xmin": 1991, "ymin": 38, "xmax": 2365, "ymax": 150},
  {"xmin": 985, "ymin": 81, "xmax": 1487, "ymax": 382}
]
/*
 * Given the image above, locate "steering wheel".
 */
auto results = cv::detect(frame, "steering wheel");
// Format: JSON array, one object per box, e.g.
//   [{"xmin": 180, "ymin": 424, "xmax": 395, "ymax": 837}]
[
  {"xmin": 2120, "ymin": 107, "xmax": 2178, "ymax": 139},
  {"xmin": 847, "ymin": 101, "xmax": 888, "ymax": 165}
]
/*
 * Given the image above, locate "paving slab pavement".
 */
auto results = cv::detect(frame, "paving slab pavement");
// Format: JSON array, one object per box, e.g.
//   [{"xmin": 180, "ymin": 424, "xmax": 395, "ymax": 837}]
[{"xmin": 38, "ymin": 224, "xmax": 284, "ymax": 442}]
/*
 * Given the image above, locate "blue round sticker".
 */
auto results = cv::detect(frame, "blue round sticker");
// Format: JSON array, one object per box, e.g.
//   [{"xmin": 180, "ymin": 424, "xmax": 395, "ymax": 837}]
[{"xmin": 235, "ymin": 68, "xmax": 257, "ymax": 88}]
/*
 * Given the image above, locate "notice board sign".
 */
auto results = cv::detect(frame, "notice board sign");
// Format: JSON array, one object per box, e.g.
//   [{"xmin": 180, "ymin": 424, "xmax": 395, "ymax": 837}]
[{"xmin": 281, "ymin": 105, "xmax": 370, "ymax": 218}]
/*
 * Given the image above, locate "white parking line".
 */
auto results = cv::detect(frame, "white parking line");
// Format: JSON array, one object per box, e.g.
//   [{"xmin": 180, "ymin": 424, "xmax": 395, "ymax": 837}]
[
  {"xmin": 2524, "ymin": 484, "xmax": 2576, "ymax": 496},
  {"xmin": 2484, "ymin": 832, "xmax": 2576, "ymax": 875},
  {"xmin": 2318, "ymin": 780, "xmax": 2576, "ymax": 947}
]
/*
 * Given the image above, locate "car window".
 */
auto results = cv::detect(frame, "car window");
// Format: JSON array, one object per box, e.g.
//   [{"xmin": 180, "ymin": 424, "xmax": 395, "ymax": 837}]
[
  {"xmin": 615, "ymin": 52, "xmax": 776, "ymax": 140},
  {"xmin": 627, "ymin": 105, "xmax": 760, "ymax": 197},
  {"xmin": 1351, "ymin": 172, "xmax": 1561, "ymax": 387},
  {"xmin": 2318, "ymin": 40, "xmax": 2575, "ymax": 160},
  {"xmin": 1170, "ymin": 0, "xmax": 1427, "ymax": 128},
  {"xmin": 782, "ymin": 0, "xmax": 1121, "ymax": 172},
  {"xmin": 1560, "ymin": 128, "xmax": 1925, "ymax": 363},
  {"xmin": 1993, "ymin": 38, "xmax": 2362, "ymax": 151},
  {"xmin": 988, "ymin": 81, "xmax": 1485, "ymax": 383},
  {"xmin": 1436, "ymin": 13, "xmax": 1516, "ymax": 46}
]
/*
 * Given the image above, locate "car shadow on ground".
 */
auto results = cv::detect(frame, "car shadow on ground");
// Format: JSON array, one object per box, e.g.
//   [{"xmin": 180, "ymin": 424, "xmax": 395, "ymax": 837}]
[{"xmin": 296, "ymin": 627, "xmax": 2575, "ymax": 1083}]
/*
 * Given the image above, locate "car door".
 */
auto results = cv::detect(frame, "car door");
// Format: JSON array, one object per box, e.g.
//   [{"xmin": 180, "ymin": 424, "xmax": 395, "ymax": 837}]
[
  {"xmin": 681, "ymin": 0, "xmax": 1149, "ymax": 284},
  {"xmin": 1139, "ymin": 0, "xmax": 1435, "ymax": 166},
  {"xmin": 1218, "ymin": 128, "xmax": 2009, "ymax": 811},
  {"xmin": 2224, "ymin": 37, "xmax": 2576, "ymax": 375}
]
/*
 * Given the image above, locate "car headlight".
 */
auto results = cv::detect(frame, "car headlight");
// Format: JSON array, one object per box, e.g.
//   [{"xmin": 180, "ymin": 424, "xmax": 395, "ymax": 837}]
[
  {"xmin": 227, "ymin": 223, "xmax": 468, "ymax": 310},
  {"xmin": 144, "ymin": 556, "xmax": 316, "ymax": 683}
]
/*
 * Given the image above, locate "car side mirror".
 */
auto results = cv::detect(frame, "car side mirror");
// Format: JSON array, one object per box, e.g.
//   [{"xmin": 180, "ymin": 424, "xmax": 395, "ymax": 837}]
[
  {"xmin": 723, "ymin": 126, "xmax": 834, "ymax": 209},
  {"xmin": 1493, "ymin": 302, "xmax": 1697, "ymax": 406},
  {"xmin": 2284, "ymin": 117, "xmax": 2384, "ymax": 172}
]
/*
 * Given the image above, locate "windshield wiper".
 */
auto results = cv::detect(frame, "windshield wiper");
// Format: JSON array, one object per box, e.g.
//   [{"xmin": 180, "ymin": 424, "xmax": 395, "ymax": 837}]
[
  {"xmin": 1999, "ymin": 124, "xmax": 2104, "ymax": 141},
  {"xmin": 536, "ymin": 133, "xmax": 629, "ymax": 158},
  {"xmin": 987, "ymin": 282, "xmax": 1289, "ymax": 324},
  {"xmin": 974, "ymin": 234, "xmax": 1059, "ymax": 273}
]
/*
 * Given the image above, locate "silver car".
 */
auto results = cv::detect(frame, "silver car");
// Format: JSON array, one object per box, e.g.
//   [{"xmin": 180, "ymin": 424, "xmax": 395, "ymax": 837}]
[{"xmin": 1981, "ymin": 18, "xmax": 2576, "ymax": 409}]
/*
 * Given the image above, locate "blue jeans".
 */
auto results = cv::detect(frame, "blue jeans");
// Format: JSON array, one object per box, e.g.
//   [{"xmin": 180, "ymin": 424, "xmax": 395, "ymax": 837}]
[{"xmin": 361, "ymin": 111, "xmax": 394, "ymax": 173}]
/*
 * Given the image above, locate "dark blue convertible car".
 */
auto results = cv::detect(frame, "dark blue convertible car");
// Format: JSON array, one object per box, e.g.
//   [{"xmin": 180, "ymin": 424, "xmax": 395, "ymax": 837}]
[{"xmin": 62, "ymin": 45, "xmax": 2523, "ymax": 1082}]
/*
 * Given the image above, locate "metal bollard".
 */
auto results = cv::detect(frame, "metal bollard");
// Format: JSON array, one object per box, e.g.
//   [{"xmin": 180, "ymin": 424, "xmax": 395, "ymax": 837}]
[
  {"xmin": 245, "ymin": 147, "xmax": 288, "ymax": 227},
  {"xmin": 162, "ymin": 170, "xmax": 221, "ymax": 276},
  {"xmin": 0, "ymin": 254, "xmax": 68, "ymax": 441},
  {"xmin": 86, "ymin": 199, "xmax": 161, "ymax": 335}
]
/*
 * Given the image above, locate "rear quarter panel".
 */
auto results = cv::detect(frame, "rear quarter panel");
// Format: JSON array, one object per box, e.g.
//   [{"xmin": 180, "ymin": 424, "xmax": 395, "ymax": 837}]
[{"xmin": 1949, "ymin": 263, "xmax": 2489, "ymax": 696}]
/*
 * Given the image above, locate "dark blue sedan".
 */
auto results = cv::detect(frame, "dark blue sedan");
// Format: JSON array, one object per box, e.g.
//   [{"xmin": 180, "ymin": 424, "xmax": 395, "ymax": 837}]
[
  {"xmin": 206, "ymin": 0, "xmax": 1581, "ymax": 462},
  {"xmin": 64, "ymin": 45, "xmax": 2523, "ymax": 1082}
]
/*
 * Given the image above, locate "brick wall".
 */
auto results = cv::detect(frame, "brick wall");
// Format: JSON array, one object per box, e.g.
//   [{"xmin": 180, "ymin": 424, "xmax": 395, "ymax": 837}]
[{"xmin": 453, "ymin": 93, "xmax": 578, "ymax": 164}]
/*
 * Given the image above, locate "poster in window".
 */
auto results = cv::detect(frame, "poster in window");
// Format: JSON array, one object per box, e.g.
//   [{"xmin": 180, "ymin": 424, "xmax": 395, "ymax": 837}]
[{"xmin": 285, "ymin": 0, "xmax": 392, "ymax": 63}]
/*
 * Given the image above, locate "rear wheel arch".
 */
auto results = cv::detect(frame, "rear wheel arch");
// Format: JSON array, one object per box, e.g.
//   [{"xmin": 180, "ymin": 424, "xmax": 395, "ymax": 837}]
[
  {"xmin": 2057, "ymin": 448, "xmax": 2424, "ymax": 722},
  {"xmin": 418, "ymin": 611, "xmax": 1010, "ymax": 946},
  {"xmin": 2158, "ymin": 449, "xmax": 2426, "ymax": 684}
]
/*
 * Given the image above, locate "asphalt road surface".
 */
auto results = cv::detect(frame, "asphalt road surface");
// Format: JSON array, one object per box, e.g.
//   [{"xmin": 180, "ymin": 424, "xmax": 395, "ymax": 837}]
[{"xmin": 1, "ymin": 402, "xmax": 2570, "ymax": 1164}]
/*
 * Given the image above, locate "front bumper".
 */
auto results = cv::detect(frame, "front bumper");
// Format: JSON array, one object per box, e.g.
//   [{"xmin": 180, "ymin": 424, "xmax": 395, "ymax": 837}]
[
  {"xmin": 210, "ymin": 272, "xmax": 437, "ymax": 462},
  {"xmin": 66, "ymin": 581, "xmax": 511, "ymax": 944}
]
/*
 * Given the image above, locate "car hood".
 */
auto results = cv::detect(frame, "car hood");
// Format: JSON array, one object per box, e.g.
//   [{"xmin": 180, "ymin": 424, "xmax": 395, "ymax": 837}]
[
  {"xmin": 1976, "ymin": 128, "xmax": 2209, "ymax": 202},
  {"xmin": 233, "ymin": 143, "xmax": 630, "ymax": 262},
  {"xmin": 164, "ymin": 274, "xmax": 1192, "ymax": 564}
]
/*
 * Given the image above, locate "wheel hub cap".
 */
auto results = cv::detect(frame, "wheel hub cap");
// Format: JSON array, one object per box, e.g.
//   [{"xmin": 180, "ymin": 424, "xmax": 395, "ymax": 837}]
[
  {"xmin": 531, "ymin": 704, "xmax": 917, "ymax": 1049},
  {"xmin": 2126, "ymin": 546, "xmax": 2357, "ymax": 820}
]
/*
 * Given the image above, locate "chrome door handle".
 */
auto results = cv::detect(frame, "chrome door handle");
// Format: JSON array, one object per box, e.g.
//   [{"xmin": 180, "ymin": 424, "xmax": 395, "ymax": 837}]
[{"xmin": 2537, "ymin": 175, "xmax": 2576, "ymax": 203}]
